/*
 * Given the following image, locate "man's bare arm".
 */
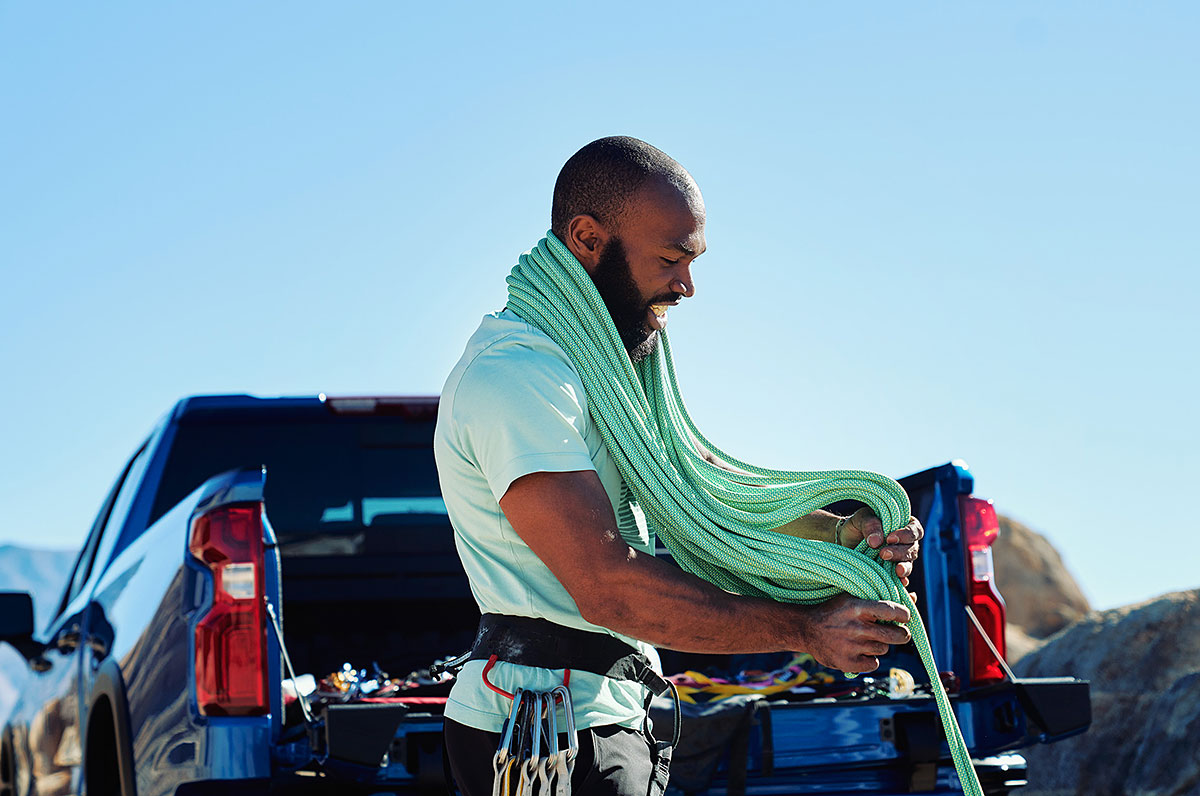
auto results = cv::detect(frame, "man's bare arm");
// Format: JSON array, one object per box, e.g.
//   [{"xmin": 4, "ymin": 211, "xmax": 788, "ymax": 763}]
[
  {"xmin": 700, "ymin": 449, "xmax": 923, "ymax": 585},
  {"xmin": 772, "ymin": 510, "xmax": 841, "ymax": 542},
  {"xmin": 499, "ymin": 469, "xmax": 911, "ymax": 673}
]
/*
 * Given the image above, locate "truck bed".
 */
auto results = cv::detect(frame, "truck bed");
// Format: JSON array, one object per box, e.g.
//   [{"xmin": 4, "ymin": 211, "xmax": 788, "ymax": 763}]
[{"xmin": 265, "ymin": 458, "xmax": 1088, "ymax": 795}]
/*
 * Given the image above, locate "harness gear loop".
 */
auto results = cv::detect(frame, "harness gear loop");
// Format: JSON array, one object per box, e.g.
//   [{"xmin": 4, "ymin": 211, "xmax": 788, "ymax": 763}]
[{"xmin": 482, "ymin": 654, "xmax": 571, "ymax": 701}]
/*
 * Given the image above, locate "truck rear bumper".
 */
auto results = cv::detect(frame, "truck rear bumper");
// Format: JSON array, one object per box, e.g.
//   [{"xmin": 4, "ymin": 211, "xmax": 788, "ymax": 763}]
[
  {"xmin": 689, "ymin": 753, "xmax": 1026, "ymax": 796},
  {"xmin": 174, "ymin": 778, "xmax": 272, "ymax": 795},
  {"xmin": 671, "ymin": 676, "xmax": 1088, "ymax": 795},
  {"xmin": 756, "ymin": 676, "xmax": 1089, "ymax": 769}
]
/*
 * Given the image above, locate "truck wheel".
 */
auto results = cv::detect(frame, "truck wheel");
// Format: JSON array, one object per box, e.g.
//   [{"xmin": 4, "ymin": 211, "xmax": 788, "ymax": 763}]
[
  {"xmin": 1, "ymin": 732, "xmax": 15, "ymax": 796},
  {"xmin": 84, "ymin": 701, "xmax": 123, "ymax": 796}
]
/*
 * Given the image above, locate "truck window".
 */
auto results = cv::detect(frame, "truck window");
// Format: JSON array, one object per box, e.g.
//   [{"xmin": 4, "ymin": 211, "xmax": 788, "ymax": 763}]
[
  {"xmin": 89, "ymin": 442, "xmax": 151, "ymax": 570},
  {"xmin": 148, "ymin": 415, "xmax": 444, "ymax": 545},
  {"xmin": 53, "ymin": 443, "xmax": 149, "ymax": 622}
]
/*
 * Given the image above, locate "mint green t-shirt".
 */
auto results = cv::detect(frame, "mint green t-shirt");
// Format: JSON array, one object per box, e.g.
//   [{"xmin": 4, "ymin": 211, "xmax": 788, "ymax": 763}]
[{"xmin": 433, "ymin": 309, "xmax": 661, "ymax": 732}]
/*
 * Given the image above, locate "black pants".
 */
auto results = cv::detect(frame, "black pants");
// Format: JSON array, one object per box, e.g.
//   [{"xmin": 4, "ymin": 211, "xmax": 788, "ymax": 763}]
[{"xmin": 444, "ymin": 718, "xmax": 670, "ymax": 796}]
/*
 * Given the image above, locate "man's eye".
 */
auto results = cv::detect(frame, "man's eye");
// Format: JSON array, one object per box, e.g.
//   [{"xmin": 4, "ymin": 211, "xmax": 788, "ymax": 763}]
[{"xmin": 661, "ymin": 257, "xmax": 679, "ymax": 265}]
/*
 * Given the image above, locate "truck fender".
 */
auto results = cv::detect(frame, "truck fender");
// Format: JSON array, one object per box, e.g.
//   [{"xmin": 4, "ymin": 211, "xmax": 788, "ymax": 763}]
[{"xmin": 86, "ymin": 659, "xmax": 138, "ymax": 796}]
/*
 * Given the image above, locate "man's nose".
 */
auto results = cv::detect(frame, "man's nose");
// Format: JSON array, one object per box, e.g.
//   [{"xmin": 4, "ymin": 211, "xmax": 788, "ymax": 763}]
[{"xmin": 672, "ymin": 267, "xmax": 695, "ymax": 298}]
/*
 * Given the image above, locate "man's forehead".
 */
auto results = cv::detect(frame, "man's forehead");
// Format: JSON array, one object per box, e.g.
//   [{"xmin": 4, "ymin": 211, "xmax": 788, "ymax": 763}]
[
  {"xmin": 627, "ymin": 176, "xmax": 706, "ymax": 248},
  {"xmin": 635, "ymin": 173, "xmax": 703, "ymax": 212}
]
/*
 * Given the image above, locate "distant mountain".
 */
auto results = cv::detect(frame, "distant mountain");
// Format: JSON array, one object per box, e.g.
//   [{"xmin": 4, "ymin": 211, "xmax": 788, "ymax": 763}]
[
  {"xmin": 0, "ymin": 544, "xmax": 76, "ymax": 721},
  {"xmin": 0, "ymin": 544, "xmax": 77, "ymax": 625}
]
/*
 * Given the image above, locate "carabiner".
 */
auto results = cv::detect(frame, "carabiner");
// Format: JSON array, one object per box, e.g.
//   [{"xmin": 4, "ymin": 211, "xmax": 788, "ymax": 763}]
[
  {"xmin": 493, "ymin": 689, "xmax": 526, "ymax": 796},
  {"xmin": 520, "ymin": 691, "xmax": 543, "ymax": 796},
  {"xmin": 550, "ymin": 684, "xmax": 577, "ymax": 782},
  {"xmin": 497, "ymin": 688, "xmax": 525, "ymax": 759}
]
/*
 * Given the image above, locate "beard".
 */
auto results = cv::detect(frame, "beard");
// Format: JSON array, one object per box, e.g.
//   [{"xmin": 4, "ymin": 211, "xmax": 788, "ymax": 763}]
[{"xmin": 590, "ymin": 236, "xmax": 660, "ymax": 363}]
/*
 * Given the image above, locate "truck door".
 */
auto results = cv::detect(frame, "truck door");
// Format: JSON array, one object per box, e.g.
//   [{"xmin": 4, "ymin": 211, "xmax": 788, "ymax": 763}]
[
  {"xmin": 16, "ymin": 443, "xmax": 148, "ymax": 795},
  {"xmin": 17, "ymin": 477, "xmax": 121, "ymax": 795}
]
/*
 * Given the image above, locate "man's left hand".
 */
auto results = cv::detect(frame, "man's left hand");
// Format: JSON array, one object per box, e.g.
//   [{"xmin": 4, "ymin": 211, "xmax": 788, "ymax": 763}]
[{"xmin": 838, "ymin": 509, "xmax": 923, "ymax": 587}]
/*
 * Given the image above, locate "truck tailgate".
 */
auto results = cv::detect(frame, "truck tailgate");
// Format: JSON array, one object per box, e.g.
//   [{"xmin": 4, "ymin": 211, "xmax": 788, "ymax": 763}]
[{"xmin": 654, "ymin": 677, "xmax": 1089, "ymax": 795}]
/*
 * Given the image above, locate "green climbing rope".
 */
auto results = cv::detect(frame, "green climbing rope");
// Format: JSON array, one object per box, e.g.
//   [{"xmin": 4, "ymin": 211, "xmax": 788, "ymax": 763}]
[{"xmin": 505, "ymin": 232, "xmax": 985, "ymax": 796}]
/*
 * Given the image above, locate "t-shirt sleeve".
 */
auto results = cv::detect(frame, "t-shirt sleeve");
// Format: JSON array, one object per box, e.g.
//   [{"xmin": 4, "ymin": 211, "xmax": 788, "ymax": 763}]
[{"xmin": 452, "ymin": 341, "xmax": 597, "ymax": 503}]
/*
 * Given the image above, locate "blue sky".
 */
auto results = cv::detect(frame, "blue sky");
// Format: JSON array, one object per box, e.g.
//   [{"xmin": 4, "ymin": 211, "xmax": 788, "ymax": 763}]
[{"xmin": 1, "ymin": 2, "xmax": 1196, "ymax": 612}]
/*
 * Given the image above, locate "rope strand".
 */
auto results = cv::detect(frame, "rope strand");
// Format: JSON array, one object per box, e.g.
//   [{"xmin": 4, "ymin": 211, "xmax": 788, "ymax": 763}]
[{"xmin": 505, "ymin": 232, "xmax": 984, "ymax": 795}]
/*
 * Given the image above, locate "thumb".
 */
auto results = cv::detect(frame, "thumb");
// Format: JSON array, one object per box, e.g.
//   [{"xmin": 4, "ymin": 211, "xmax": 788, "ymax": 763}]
[{"xmin": 837, "ymin": 507, "xmax": 881, "ymax": 547}]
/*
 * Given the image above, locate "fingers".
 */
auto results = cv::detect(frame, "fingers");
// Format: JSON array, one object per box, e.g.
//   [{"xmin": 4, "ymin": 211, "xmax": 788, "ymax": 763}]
[
  {"xmin": 885, "ymin": 522, "xmax": 923, "ymax": 547},
  {"xmin": 861, "ymin": 599, "xmax": 912, "ymax": 626},
  {"xmin": 880, "ymin": 543, "xmax": 919, "ymax": 561},
  {"xmin": 865, "ymin": 516, "xmax": 922, "ymax": 549},
  {"xmin": 865, "ymin": 619, "xmax": 911, "ymax": 646},
  {"xmin": 847, "ymin": 599, "xmax": 912, "ymax": 644},
  {"xmin": 847, "ymin": 656, "xmax": 881, "ymax": 674},
  {"xmin": 842, "ymin": 511, "xmax": 923, "ymax": 585},
  {"xmin": 877, "ymin": 518, "xmax": 923, "ymax": 574},
  {"xmin": 858, "ymin": 641, "xmax": 892, "ymax": 657},
  {"xmin": 805, "ymin": 595, "xmax": 916, "ymax": 672}
]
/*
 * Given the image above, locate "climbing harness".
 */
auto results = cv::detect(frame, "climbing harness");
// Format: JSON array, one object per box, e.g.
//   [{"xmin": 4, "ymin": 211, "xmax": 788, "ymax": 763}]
[
  {"xmin": 504, "ymin": 233, "xmax": 986, "ymax": 795},
  {"xmin": 469, "ymin": 613, "xmax": 670, "ymax": 697},
  {"xmin": 467, "ymin": 613, "xmax": 676, "ymax": 796},
  {"xmin": 491, "ymin": 686, "xmax": 579, "ymax": 796}
]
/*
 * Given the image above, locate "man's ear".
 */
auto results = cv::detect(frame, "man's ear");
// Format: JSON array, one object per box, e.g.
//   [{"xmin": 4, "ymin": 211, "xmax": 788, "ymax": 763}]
[{"xmin": 564, "ymin": 214, "xmax": 610, "ymax": 274}]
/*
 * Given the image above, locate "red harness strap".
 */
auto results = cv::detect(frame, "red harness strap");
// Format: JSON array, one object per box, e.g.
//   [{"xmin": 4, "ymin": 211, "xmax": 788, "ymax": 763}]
[{"xmin": 481, "ymin": 653, "xmax": 571, "ymax": 700}]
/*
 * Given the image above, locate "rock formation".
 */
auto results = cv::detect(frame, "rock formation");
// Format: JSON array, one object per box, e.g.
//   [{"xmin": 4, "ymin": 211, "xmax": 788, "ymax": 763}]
[
  {"xmin": 992, "ymin": 515, "xmax": 1091, "ymax": 662},
  {"xmin": 1015, "ymin": 589, "xmax": 1200, "ymax": 796}
]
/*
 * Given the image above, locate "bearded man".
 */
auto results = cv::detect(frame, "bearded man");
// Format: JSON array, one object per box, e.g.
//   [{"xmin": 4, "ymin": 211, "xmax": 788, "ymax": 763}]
[{"xmin": 433, "ymin": 137, "xmax": 923, "ymax": 796}]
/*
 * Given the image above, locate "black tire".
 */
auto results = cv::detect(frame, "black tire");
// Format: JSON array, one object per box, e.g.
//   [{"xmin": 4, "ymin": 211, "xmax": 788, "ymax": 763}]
[
  {"xmin": 1, "ymin": 731, "xmax": 15, "ymax": 796},
  {"xmin": 84, "ymin": 701, "xmax": 122, "ymax": 796}
]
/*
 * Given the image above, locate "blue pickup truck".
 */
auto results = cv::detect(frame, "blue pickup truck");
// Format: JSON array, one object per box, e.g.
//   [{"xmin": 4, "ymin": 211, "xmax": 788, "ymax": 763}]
[{"xmin": 0, "ymin": 394, "xmax": 1089, "ymax": 796}]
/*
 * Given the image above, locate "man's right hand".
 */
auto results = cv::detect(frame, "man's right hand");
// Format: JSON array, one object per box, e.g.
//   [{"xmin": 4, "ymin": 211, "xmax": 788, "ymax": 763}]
[{"xmin": 796, "ymin": 594, "xmax": 912, "ymax": 673}]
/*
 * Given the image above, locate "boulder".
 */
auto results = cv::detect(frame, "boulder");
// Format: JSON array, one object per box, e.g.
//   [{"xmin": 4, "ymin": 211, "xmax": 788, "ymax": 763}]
[
  {"xmin": 1014, "ymin": 589, "xmax": 1200, "ymax": 796},
  {"xmin": 993, "ymin": 515, "xmax": 1090, "ymax": 640},
  {"xmin": 1005, "ymin": 623, "xmax": 1043, "ymax": 664}
]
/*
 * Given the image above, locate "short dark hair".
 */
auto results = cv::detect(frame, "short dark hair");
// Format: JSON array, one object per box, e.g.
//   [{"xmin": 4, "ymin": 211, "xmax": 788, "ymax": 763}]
[{"xmin": 551, "ymin": 136, "xmax": 692, "ymax": 240}]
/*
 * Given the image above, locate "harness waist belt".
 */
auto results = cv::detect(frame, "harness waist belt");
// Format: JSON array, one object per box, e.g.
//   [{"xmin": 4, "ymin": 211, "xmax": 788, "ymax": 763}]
[{"xmin": 468, "ymin": 613, "xmax": 670, "ymax": 696}]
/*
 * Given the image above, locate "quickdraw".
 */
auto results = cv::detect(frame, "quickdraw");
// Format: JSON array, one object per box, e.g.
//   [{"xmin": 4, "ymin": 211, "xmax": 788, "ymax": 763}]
[{"xmin": 490, "ymin": 680, "xmax": 578, "ymax": 796}]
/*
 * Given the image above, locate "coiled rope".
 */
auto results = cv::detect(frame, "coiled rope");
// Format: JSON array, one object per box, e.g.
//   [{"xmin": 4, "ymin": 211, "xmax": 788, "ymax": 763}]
[{"xmin": 505, "ymin": 233, "xmax": 984, "ymax": 795}]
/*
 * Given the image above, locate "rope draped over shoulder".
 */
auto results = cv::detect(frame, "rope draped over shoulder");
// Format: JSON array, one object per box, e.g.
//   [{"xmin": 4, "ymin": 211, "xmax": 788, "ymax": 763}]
[
  {"xmin": 505, "ymin": 232, "xmax": 984, "ymax": 795},
  {"xmin": 507, "ymin": 233, "xmax": 908, "ymax": 600}
]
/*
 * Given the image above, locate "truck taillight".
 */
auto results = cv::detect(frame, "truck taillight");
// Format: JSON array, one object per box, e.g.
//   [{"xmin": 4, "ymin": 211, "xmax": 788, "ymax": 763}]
[
  {"xmin": 189, "ymin": 503, "xmax": 268, "ymax": 716},
  {"xmin": 959, "ymin": 496, "xmax": 1007, "ymax": 684},
  {"xmin": 962, "ymin": 496, "xmax": 1000, "ymax": 550}
]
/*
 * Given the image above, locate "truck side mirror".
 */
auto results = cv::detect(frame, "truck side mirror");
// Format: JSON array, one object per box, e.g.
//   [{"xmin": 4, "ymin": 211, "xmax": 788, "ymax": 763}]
[{"xmin": 0, "ymin": 592, "xmax": 46, "ymax": 663}]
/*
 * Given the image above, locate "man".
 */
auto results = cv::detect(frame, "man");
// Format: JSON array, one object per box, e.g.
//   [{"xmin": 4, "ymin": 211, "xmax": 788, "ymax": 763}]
[{"xmin": 433, "ymin": 137, "xmax": 923, "ymax": 796}]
